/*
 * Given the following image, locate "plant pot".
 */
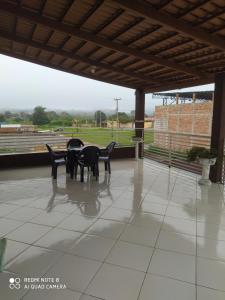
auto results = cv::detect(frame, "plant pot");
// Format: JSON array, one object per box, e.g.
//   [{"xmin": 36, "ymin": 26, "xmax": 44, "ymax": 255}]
[{"xmin": 198, "ymin": 157, "xmax": 217, "ymax": 186}]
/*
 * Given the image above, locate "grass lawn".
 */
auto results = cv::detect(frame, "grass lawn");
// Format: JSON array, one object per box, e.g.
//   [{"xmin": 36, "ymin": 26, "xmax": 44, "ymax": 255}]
[{"xmin": 38, "ymin": 126, "xmax": 154, "ymax": 147}]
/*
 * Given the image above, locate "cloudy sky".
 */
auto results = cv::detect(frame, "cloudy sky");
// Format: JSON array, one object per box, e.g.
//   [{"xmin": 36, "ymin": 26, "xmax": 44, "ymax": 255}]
[{"xmin": 0, "ymin": 54, "xmax": 214, "ymax": 113}]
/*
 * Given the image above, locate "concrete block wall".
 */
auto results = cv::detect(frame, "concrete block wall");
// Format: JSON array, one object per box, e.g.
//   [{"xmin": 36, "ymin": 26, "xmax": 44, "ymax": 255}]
[{"xmin": 154, "ymin": 102, "xmax": 212, "ymax": 151}]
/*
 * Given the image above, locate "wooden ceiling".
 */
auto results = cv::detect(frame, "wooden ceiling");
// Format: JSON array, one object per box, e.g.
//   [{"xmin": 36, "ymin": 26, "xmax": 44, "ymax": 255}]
[{"xmin": 0, "ymin": 0, "xmax": 224, "ymax": 93}]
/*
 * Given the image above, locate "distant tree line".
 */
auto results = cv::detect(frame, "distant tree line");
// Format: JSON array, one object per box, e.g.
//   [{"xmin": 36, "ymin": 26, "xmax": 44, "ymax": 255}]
[{"xmin": 0, "ymin": 106, "xmax": 136, "ymax": 127}]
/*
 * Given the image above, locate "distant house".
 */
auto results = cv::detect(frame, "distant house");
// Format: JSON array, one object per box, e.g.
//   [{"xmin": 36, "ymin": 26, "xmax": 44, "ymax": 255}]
[{"xmin": 0, "ymin": 124, "xmax": 35, "ymax": 133}]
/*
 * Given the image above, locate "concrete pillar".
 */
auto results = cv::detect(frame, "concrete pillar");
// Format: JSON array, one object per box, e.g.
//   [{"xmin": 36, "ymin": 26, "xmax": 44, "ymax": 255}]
[
  {"xmin": 135, "ymin": 89, "xmax": 145, "ymax": 158},
  {"xmin": 210, "ymin": 73, "xmax": 225, "ymax": 183}
]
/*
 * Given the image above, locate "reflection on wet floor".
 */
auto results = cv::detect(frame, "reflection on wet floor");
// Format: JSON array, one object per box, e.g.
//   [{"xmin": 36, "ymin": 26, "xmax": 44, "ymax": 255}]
[{"xmin": 0, "ymin": 159, "xmax": 225, "ymax": 300}]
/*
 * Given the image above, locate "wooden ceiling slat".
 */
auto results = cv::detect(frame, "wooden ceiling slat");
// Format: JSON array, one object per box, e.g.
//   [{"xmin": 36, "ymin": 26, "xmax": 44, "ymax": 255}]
[
  {"xmin": 0, "ymin": 48, "xmax": 137, "ymax": 89},
  {"xmin": 113, "ymin": 0, "xmax": 225, "ymax": 51},
  {"xmin": 0, "ymin": 30, "xmax": 162, "ymax": 84},
  {"xmin": 76, "ymin": 0, "xmax": 104, "ymax": 28},
  {"xmin": 0, "ymin": 1, "xmax": 207, "ymax": 78}
]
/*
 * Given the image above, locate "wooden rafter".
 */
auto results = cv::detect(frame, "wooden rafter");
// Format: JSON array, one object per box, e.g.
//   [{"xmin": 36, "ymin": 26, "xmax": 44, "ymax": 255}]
[
  {"xmin": 0, "ymin": 49, "xmax": 138, "ymax": 89},
  {"xmin": 0, "ymin": 30, "xmax": 162, "ymax": 84},
  {"xmin": 113, "ymin": 0, "xmax": 225, "ymax": 51},
  {"xmin": 0, "ymin": 1, "xmax": 209, "ymax": 78}
]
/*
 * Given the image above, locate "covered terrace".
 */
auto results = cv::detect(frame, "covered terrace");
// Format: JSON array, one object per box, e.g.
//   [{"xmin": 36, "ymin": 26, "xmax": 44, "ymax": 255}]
[{"xmin": 0, "ymin": 1, "xmax": 225, "ymax": 299}]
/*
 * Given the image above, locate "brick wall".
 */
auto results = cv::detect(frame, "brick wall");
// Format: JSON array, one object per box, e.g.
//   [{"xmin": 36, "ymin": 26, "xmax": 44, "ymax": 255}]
[{"xmin": 154, "ymin": 102, "xmax": 212, "ymax": 151}]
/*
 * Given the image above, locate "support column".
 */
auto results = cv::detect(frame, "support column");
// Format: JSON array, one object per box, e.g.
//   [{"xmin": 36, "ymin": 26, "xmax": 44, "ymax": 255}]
[
  {"xmin": 210, "ymin": 73, "xmax": 225, "ymax": 183},
  {"xmin": 135, "ymin": 88, "xmax": 145, "ymax": 158}
]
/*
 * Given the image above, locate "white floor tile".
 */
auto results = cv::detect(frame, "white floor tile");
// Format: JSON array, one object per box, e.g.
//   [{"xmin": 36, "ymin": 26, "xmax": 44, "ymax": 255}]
[
  {"xmin": 166, "ymin": 205, "xmax": 196, "ymax": 220},
  {"xmin": 34, "ymin": 228, "xmax": 82, "ymax": 251},
  {"xmin": 58, "ymin": 214, "xmax": 96, "ymax": 232},
  {"xmin": 23, "ymin": 289, "xmax": 82, "ymax": 300},
  {"xmin": 68, "ymin": 234, "xmax": 115, "ymax": 261},
  {"xmin": 197, "ymin": 236, "xmax": 225, "ymax": 261},
  {"xmin": 131, "ymin": 211, "xmax": 163, "ymax": 229},
  {"xmin": 6, "ymin": 223, "xmax": 51, "ymax": 244},
  {"xmin": 31, "ymin": 211, "xmax": 68, "ymax": 227},
  {"xmin": 157, "ymin": 230, "xmax": 196, "ymax": 255},
  {"xmin": 46, "ymin": 254, "xmax": 101, "ymax": 292},
  {"xmin": 162, "ymin": 216, "xmax": 196, "ymax": 236},
  {"xmin": 120, "ymin": 224, "xmax": 159, "ymax": 247},
  {"xmin": 106, "ymin": 240, "xmax": 153, "ymax": 271},
  {"xmin": 0, "ymin": 203, "xmax": 19, "ymax": 217},
  {"xmin": 0, "ymin": 271, "xmax": 27, "ymax": 300},
  {"xmin": 197, "ymin": 256, "xmax": 225, "ymax": 291},
  {"xmin": 0, "ymin": 218, "xmax": 23, "ymax": 236},
  {"xmin": 197, "ymin": 286, "xmax": 225, "ymax": 300},
  {"xmin": 6, "ymin": 207, "xmax": 42, "ymax": 222},
  {"xmin": 5, "ymin": 245, "xmax": 61, "ymax": 277},
  {"xmin": 86, "ymin": 263, "xmax": 145, "ymax": 300},
  {"xmin": 149, "ymin": 249, "xmax": 195, "ymax": 284},
  {"xmin": 3, "ymin": 240, "xmax": 29, "ymax": 265},
  {"xmin": 140, "ymin": 202, "xmax": 167, "ymax": 215},
  {"xmin": 101, "ymin": 207, "xmax": 134, "ymax": 223},
  {"xmin": 87, "ymin": 219, "xmax": 126, "ymax": 239},
  {"xmin": 139, "ymin": 274, "xmax": 195, "ymax": 300},
  {"xmin": 197, "ymin": 222, "xmax": 225, "ymax": 241}
]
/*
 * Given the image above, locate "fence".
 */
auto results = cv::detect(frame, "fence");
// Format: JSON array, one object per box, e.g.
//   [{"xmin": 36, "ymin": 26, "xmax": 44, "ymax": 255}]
[
  {"xmin": 0, "ymin": 128, "xmax": 135, "ymax": 154},
  {"xmin": 0, "ymin": 128, "xmax": 213, "ymax": 175},
  {"xmin": 144, "ymin": 129, "xmax": 211, "ymax": 174}
]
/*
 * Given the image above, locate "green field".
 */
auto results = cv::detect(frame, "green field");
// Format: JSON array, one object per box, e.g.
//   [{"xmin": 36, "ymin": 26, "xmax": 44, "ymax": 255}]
[{"xmin": 38, "ymin": 126, "xmax": 154, "ymax": 147}]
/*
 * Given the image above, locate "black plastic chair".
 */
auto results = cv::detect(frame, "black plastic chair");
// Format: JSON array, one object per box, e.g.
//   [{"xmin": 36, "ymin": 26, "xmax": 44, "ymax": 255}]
[
  {"xmin": 46, "ymin": 144, "xmax": 66, "ymax": 179},
  {"xmin": 67, "ymin": 138, "xmax": 84, "ymax": 149},
  {"xmin": 75, "ymin": 146, "xmax": 100, "ymax": 182},
  {"xmin": 99, "ymin": 142, "xmax": 116, "ymax": 174}
]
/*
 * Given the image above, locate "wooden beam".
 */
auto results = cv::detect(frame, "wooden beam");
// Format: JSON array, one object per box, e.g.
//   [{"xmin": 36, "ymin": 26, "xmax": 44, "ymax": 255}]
[
  {"xmin": 144, "ymin": 77, "xmax": 213, "ymax": 93},
  {"xmin": 210, "ymin": 73, "xmax": 225, "ymax": 183},
  {"xmin": 0, "ymin": 1, "xmax": 208, "ymax": 78},
  {"xmin": 113, "ymin": 0, "xmax": 225, "ymax": 51},
  {"xmin": 0, "ymin": 49, "xmax": 136, "ymax": 89},
  {"xmin": 0, "ymin": 30, "xmax": 161, "ymax": 84}
]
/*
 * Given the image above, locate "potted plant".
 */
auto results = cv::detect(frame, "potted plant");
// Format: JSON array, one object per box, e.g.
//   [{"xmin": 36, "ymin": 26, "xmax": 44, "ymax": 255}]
[{"xmin": 187, "ymin": 147, "xmax": 217, "ymax": 185}]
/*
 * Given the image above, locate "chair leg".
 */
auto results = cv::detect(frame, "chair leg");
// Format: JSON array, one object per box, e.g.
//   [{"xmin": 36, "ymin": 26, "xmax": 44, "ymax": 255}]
[
  {"xmin": 108, "ymin": 160, "xmax": 111, "ymax": 174},
  {"xmin": 95, "ymin": 163, "xmax": 99, "ymax": 180},
  {"xmin": 53, "ymin": 164, "xmax": 57, "ymax": 179},
  {"xmin": 66, "ymin": 162, "xmax": 69, "ymax": 174},
  {"xmin": 74, "ymin": 163, "xmax": 78, "ymax": 179},
  {"xmin": 80, "ymin": 166, "xmax": 84, "ymax": 182}
]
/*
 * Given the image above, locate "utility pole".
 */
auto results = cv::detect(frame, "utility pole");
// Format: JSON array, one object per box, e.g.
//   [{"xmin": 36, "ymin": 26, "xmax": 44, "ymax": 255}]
[{"xmin": 114, "ymin": 97, "xmax": 122, "ymax": 129}]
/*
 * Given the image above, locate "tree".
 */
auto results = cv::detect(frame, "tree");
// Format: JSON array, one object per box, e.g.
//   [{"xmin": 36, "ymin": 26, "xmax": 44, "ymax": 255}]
[
  {"xmin": 0, "ymin": 114, "xmax": 5, "ymax": 122},
  {"xmin": 94, "ymin": 110, "xmax": 107, "ymax": 127},
  {"xmin": 32, "ymin": 106, "xmax": 49, "ymax": 125},
  {"xmin": 109, "ymin": 112, "xmax": 132, "ymax": 125}
]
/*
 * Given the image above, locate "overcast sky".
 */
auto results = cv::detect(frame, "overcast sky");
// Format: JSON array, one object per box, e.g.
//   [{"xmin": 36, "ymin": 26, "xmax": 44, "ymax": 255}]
[{"xmin": 0, "ymin": 54, "xmax": 214, "ymax": 113}]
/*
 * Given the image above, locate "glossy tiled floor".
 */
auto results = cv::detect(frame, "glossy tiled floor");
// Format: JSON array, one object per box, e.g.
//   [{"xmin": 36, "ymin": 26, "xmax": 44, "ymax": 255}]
[{"xmin": 0, "ymin": 159, "xmax": 225, "ymax": 300}]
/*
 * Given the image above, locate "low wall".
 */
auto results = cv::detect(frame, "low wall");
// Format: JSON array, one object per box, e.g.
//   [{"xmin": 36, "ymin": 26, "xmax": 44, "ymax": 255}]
[{"xmin": 0, "ymin": 146, "xmax": 135, "ymax": 169}]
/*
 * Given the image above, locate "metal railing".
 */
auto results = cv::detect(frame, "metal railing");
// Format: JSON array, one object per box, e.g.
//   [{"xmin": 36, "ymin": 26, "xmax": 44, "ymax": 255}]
[
  {"xmin": 0, "ymin": 127, "xmax": 212, "ymax": 175},
  {"xmin": 0, "ymin": 128, "xmax": 135, "ymax": 154},
  {"xmin": 144, "ymin": 129, "xmax": 210, "ymax": 173}
]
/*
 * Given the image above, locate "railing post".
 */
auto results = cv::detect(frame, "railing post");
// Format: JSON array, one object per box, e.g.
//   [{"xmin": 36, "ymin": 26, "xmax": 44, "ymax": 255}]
[{"xmin": 168, "ymin": 133, "xmax": 172, "ymax": 168}]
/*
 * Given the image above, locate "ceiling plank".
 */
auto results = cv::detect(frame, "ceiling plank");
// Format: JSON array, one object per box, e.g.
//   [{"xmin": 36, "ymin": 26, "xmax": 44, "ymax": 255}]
[
  {"xmin": 144, "ymin": 78, "xmax": 213, "ymax": 93},
  {"xmin": 0, "ymin": 49, "xmax": 137, "ymax": 89},
  {"xmin": 113, "ymin": 0, "xmax": 225, "ymax": 51},
  {"xmin": 0, "ymin": 30, "xmax": 161, "ymax": 84},
  {"xmin": 0, "ymin": 1, "xmax": 208, "ymax": 78}
]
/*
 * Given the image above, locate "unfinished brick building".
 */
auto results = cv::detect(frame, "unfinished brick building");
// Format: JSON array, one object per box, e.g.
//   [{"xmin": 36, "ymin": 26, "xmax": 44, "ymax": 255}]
[{"xmin": 153, "ymin": 91, "xmax": 213, "ymax": 152}]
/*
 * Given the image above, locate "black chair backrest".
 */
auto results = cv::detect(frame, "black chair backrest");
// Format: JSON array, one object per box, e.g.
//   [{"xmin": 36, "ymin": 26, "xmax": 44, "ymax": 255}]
[
  {"xmin": 67, "ymin": 138, "xmax": 84, "ymax": 148},
  {"xmin": 79, "ymin": 146, "xmax": 100, "ymax": 166},
  {"xmin": 106, "ymin": 142, "xmax": 117, "ymax": 154},
  {"xmin": 46, "ymin": 144, "xmax": 55, "ymax": 161}
]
